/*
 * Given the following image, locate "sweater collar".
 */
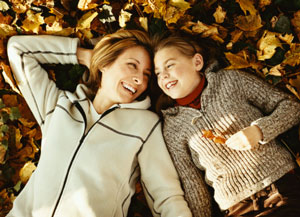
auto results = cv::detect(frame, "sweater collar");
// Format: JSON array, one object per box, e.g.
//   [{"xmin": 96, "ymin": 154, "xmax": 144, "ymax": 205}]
[{"xmin": 175, "ymin": 76, "xmax": 205, "ymax": 108}]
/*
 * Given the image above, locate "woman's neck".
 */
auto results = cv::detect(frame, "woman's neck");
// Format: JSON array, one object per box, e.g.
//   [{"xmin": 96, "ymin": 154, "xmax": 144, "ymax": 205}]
[{"xmin": 92, "ymin": 90, "xmax": 114, "ymax": 114}]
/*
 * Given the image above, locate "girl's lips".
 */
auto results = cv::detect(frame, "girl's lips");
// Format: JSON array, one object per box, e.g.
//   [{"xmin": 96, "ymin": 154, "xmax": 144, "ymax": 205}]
[{"xmin": 165, "ymin": 80, "xmax": 177, "ymax": 89}]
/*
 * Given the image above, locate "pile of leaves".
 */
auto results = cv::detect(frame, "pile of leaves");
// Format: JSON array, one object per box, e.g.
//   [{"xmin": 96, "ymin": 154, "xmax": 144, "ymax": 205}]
[{"xmin": 0, "ymin": 0, "xmax": 300, "ymax": 216}]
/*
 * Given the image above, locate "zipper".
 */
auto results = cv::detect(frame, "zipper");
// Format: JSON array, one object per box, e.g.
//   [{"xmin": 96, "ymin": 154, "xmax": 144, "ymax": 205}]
[{"xmin": 50, "ymin": 102, "xmax": 118, "ymax": 216}]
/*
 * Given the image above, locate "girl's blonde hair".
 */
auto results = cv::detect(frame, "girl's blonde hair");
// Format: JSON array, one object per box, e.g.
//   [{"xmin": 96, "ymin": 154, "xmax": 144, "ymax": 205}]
[
  {"xmin": 86, "ymin": 29, "xmax": 153, "ymax": 96},
  {"xmin": 152, "ymin": 32, "xmax": 218, "ymax": 113}
]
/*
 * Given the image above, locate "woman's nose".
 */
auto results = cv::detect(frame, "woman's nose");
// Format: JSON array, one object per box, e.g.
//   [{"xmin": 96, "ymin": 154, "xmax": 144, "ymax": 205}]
[{"xmin": 132, "ymin": 75, "xmax": 142, "ymax": 84}]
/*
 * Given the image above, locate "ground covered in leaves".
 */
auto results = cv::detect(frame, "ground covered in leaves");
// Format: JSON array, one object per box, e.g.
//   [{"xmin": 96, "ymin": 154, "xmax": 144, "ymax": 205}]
[{"xmin": 0, "ymin": 0, "xmax": 300, "ymax": 216}]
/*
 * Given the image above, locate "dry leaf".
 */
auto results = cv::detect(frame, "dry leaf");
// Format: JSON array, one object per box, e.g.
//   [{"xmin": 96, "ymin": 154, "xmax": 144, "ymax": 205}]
[
  {"xmin": 289, "ymin": 75, "xmax": 300, "ymax": 96},
  {"xmin": 19, "ymin": 161, "xmax": 36, "ymax": 183},
  {"xmin": 225, "ymin": 51, "xmax": 251, "ymax": 69},
  {"xmin": 0, "ymin": 24, "xmax": 17, "ymax": 38},
  {"xmin": 283, "ymin": 43, "xmax": 300, "ymax": 66},
  {"xmin": 119, "ymin": 9, "xmax": 132, "ymax": 28},
  {"xmin": 213, "ymin": 5, "xmax": 226, "ymax": 24},
  {"xmin": 257, "ymin": 31, "xmax": 282, "ymax": 61},
  {"xmin": 236, "ymin": 0, "xmax": 257, "ymax": 15},
  {"xmin": 0, "ymin": 1, "xmax": 9, "ymax": 11},
  {"xmin": 77, "ymin": 11, "xmax": 98, "ymax": 29},
  {"xmin": 21, "ymin": 10, "xmax": 44, "ymax": 34},
  {"xmin": 235, "ymin": 14, "xmax": 263, "ymax": 31},
  {"xmin": 291, "ymin": 11, "xmax": 300, "ymax": 41},
  {"xmin": 139, "ymin": 17, "xmax": 148, "ymax": 31},
  {"xmin": 77, "ymin": 0, "xmax": 99, "ymax": 11},
  {"xmin": 0, "ymin": 144, "xmax": 6, "ymax": 164},
  {"xmin": 259, "ymin": 0, "xmax": 272, "ymax": 8},
  {"xmin": 268, "ymin": 64, "xmax": 284, "ymax": 76}
]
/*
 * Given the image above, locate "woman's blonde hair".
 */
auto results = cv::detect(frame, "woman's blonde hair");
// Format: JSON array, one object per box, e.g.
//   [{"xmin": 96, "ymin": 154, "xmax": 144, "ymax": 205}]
[{"xmin": 86, "ymin": 29, "xmax": 153, "ymax": 96}]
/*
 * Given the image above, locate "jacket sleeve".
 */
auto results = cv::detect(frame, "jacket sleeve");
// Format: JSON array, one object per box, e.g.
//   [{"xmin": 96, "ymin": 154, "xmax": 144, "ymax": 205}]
[
  {"xmin": 163, "ymin": 119, "xmax": 212, "ymax": 217},
  {"xmin": 235, "ymin": 70, "xmax": 300, "ymax": 143},
  {"xmin": 7, "ymin": 35, "xmax": 79, "ymax": 126},
  {"xmin": 138, "ymin": 119, "xmax": 193, "ymax": 217}
]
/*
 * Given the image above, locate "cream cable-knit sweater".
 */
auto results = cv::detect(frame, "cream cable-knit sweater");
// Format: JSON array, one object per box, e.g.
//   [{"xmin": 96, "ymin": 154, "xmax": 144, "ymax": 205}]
[{"xmin": 161, "ymin": 62, "xmax": 300, "ymax": 216}]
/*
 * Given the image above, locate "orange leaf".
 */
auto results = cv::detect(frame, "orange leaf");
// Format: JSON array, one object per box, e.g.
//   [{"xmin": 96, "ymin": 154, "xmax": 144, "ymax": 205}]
[
  {"xmin": 213, "ymin": 136, "xmax": 226, "ymax": 144},
  {"xmin": 201, "ymin": 130, "xmax": 214, "ymax": 139}
]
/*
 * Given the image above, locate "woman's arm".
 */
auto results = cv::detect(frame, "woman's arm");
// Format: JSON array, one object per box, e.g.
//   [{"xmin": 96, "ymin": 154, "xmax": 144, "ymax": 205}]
[
  {"xmin": 138, "ymin": 120, "xmax": 193, "ymax": 217},
  {"xmin": 7, "ymin": 35, "xmax": 79, "ymax": 125}
]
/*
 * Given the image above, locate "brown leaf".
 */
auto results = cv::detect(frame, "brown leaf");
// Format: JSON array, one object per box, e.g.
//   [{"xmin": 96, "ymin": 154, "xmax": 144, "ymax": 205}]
[
  {"xmin": 225, "ymin": 51, "xmax": 251, "ymax": 69},
  {"xmin": 235, "ymin": 14, "xmax": 263, "ymax": 32},
  {"xmin": 19, "ymin": 161, "xmax": 36, "ymax": 184},
  {"xmin": 0, "ymin": 12, "xmax": 13, "ymax": 25},
  {"xmin": 0, "ymin": 144, "xmax": 7, "ymax": 164},
  {"xmin": 201, "ymin": 130, "xmax": 214, "ymax": 139},
  {"xmin": 213, "ymin": 136, "xmax": 226, "ymax": 144},
  {"xmin": 2, "ymin": 95, "xmax": 18, "ymax": 107},
  {"xmin": 291, "ymin": 11, "xmax": 300, "ymax": 41},
  {"xmin": 257, "ymin": 31, "xmax": 282, "ymax": 61},
  {"xmin": 213, "ymin": 5, "xmax": 226, "ymax": 24},
  {"xmin": 236, "ymin": 0, "xmax": 257, "ymax": 15}
]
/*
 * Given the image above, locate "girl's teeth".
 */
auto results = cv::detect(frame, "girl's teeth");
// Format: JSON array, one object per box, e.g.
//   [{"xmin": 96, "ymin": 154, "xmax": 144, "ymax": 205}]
[{"xmin": 166, "ymin": 81, "xmax": 176, "ymax": 89}]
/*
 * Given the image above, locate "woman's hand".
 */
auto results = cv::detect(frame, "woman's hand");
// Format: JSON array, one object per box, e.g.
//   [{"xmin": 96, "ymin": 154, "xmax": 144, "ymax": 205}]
[
  {"xmin": 225, "ymin": 125, "xmax": 263, "ymax": 151},
  {"xmin": 77, "ymin": 47, "xmax": 93, "ymax": 69}
]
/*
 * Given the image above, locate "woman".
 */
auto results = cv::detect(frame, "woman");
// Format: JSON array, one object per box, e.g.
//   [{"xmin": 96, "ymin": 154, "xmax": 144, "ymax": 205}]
[
  {"xmin": 153, "ymin": 33, "xmax": 300, "ymax": 217},
  {"xmin": 6, "ymin": 30, "xmax": 192, "ymax": 217}
]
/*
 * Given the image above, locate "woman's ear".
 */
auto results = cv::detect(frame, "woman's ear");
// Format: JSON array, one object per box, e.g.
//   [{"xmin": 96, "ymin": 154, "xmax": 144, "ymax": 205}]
[{"xmin": 193, "ymin": 53, "xmax": 204, "ymax": 71}]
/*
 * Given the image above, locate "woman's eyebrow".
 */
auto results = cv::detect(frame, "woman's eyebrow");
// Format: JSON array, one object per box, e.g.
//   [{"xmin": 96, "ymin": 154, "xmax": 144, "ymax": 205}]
[{"xmin": 128, "ymin": 58, "xmax": 140, "ymax": 64}]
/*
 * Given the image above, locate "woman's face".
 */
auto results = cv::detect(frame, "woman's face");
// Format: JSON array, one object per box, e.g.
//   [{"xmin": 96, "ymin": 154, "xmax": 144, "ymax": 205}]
[
  {"xmin": 154, "ymin": 47, "xmax": 203, "ymax": 99},
  {"xmin": 99, "ymin": 46, "xmax": 151, "ymax": 105}
]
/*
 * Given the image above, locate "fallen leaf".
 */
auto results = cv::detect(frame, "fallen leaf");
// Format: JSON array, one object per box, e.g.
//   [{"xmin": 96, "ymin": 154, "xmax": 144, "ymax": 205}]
[
  {"xmin": 213, "ymin": 5, "xmax": 226, "ymax": 24},
  {"xmin": 257, "ymin": 31, "xmax": 282, "ymax": 61},
  {"xmin": 139, "ymin": 17, "xmax": 148, "ymax": 31},
  {"xmin": 0, "ymin": 143, "xmax": 7, "ymax": 164},
  {"xmin": 0, "ymin": 12, "xmax": 13, "ymax": 24},
  {"xmin": 235, "ymin": 14, "xmax": 263, "ymax": 32},
  {"xmin": 225, "ymin": 51, "xmax": 251, "ymax": 69},
  {"xmin": 291, "ymin": 10, "xmax": 300, "ymax": 41},
  {"xmin": 21, "ymin": 10, "xmax": 44, "ymax": 34},
  {"xmin": 119, "ymin": 9, "xmax": 132, "ymax": 28},
  {"xmin": 202, "ymin": 130, "xmax": 214, "ymax": 139},
  {"xmin": 236, "ymin": 0, "xmax": 257, "ymax": 15},
  {"xmin": 0, "ymin": 0, "xmax": 9, "ymax": 11},
  {"xmin": 19, "ymin": 161, "xmax": 36, "ymax": 183},
  {"xmin": 259, "ymin": 0, "xmax": 272, "ymax": 8},
  {"xmin": 77, "ymin": 0, "xmax": 99, "ymax": 11},
  {"xmin": 283, "ymin": 43, "xmax": 300, "ymax": 66},
  {"xmin": 77, "ymin": 11, "xmax": 98, "ymax": 29},
  {"xmin": 268, "ymin": 64, "xmax": 284, "ymax": 76},
  {"xmin": 0, "ymin": 24, "xmax": 17, "ymax": 38}
]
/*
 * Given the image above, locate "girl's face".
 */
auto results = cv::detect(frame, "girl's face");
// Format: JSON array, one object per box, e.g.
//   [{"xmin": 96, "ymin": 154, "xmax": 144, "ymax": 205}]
[
  {"xmin": 154, "ymin": 47, "xmax": 203, "ymax": 99},
  {"xmin": 99, "ymin": 46, "xmax": 151, "ymax": 105}
]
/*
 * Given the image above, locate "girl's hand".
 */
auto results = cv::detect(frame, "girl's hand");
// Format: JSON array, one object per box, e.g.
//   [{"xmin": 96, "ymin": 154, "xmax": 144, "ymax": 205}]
[
  {"xmin": 225, "ymin": 125, "xmax": 263, "ymax": 151},
  {"xmin": 77, "ymin": 47, "xmax": 93, "ymax": 69}
]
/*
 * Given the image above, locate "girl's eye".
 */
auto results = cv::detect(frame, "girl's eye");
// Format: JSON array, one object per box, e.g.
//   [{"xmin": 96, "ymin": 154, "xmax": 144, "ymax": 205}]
[
  {"xmin": 155, "ymin": 71, "xmax": 161, "ymax": 76},
  {"xmin": 167, "ymin": 64, "xmax": 174, "ymax": 69}
]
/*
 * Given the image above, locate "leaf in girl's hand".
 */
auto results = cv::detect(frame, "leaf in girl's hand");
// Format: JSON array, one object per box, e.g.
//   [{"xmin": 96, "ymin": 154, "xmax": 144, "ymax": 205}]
[
  {"xmin": 213, "ymin": 136, "xmax": 226, "ymax": 144},
  {"xmin": 201, "ymin": 130, "xmax": 214, "ymax": 139}
]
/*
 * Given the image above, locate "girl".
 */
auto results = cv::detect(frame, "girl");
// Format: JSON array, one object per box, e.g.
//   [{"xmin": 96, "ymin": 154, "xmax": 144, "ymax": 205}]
[
  {"xmin": 6, "ymin": 30, "xmax": 192, "ymax": 217},
  {"xmin": 153, "ymin": 33, "xmax": 300, "ymax": 217}
]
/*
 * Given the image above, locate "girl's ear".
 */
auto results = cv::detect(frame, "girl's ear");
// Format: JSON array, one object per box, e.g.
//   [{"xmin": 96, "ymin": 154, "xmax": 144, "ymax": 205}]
[{"xmin": 193, "ymin": 53, "xmax": 204, "ymax": 72}]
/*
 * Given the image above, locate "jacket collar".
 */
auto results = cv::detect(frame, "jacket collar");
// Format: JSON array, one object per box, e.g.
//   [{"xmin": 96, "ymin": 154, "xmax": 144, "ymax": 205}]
[{"xmin": 65, "ymin": 84, "xmax": 151, "ymax": 110}]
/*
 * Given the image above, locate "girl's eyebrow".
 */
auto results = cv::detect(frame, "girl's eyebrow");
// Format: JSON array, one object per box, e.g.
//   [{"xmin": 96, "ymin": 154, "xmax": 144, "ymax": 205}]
[{"xmin": 154, "ymin": 58, "xmax": 176, "ymax": 70}]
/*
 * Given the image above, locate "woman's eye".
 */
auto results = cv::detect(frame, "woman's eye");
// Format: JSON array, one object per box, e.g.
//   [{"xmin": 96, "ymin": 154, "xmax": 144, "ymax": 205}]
[{"xmin": 128, "ymin": 63, "xmax": 137, "ymax": 69}]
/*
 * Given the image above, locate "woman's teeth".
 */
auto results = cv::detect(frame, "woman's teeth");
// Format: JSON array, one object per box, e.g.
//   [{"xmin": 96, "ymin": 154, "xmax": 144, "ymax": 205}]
[{"xmin": 122, "ymin": 82, "xmax": 136, "ymax": 94}]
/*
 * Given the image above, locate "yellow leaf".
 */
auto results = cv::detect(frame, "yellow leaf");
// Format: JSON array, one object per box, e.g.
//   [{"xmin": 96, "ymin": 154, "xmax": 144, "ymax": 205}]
[
  {"xmin": 77, "ymin": 0, "xmax": 99, "ymax": 11},
  {"xmin": 15, "ymin": 128, "xmax": 22, "ymax": 150},
  {"xmin": 139, "ymin": 17, "xmax": 148, "ymax": 31},
  {"xmin": 236, "ymin": 0, "xmax": 257, "ymax": 15},
  {"xmin": 291, "ymin": 11, "xmax": 300, "ymax": 41},
  {"xmin": 0, "ymin": 12, "xmax": 13, "ymax": 25},
  {"xmin": 0, "ymin": 24, "xmax": 17, "ymax": 38},
  {"xmin": 119, "ymin": 9, "xmax": 132, "ymax": 28},
  {"xmin": 77, "ymin": 11, "xmax": 98, "ymax": 29},
  {"xmin": 169, "ymin": 0, "xmax": 190, "ymax": 11},
  {"xmin": 235, "ymin": 14, "xmax": 263, "ymax": 31},
  {"xmin": 0, "ymin": 61, "xmax": 19, "ymax": 93},
  {"xmin": 268, "ymin": 64, "xmax": 284, "ymax": 76},
  {"xmin": 22, "ymin": 10, "xmax": 44, "ymax": 34},
  {"xmin": 257, "ymin": 31, "xmax": 282, "ymax": 61},
  {"xmin": 259, "ymin": 0, "xmax": 272, "ymax": 8},
  {"xmin": 289, "ymin": 75, "xmax": 300, "ymax": 96},
  {"xmin": 0, "ymin": 0, "xmax": 9, "ymax": 11},
  {"xmin": 283, "ymin": 43, "xmax": 300, "ymax": 66},
  {"xmin": 0, "ymin": 144, "xmax": 6, "ymax": 164},
  {"xmin": 225, "ymin": 51, "xmax": 251, "ymax": 69},
  {"xmin": 286, "ymin": 84, "xmax": 300, "ymax": 100},
  {"xmin": 19, "ymin": 161, "xmax": 36, "ymax": 184},
  {"xmin": 18, "ymin": 118, "xmax": 36, "ymax": 128},
  {"xmin": 213, "ymin": 5, "xmax": 226, "ymax": 24},
  {"xmin": 164, "ymin": 6, "xmax": 182, "ymax": 24},
  {"xmin": 278, "ymin": 33, "xmax": 294, "ymax": 45}
]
